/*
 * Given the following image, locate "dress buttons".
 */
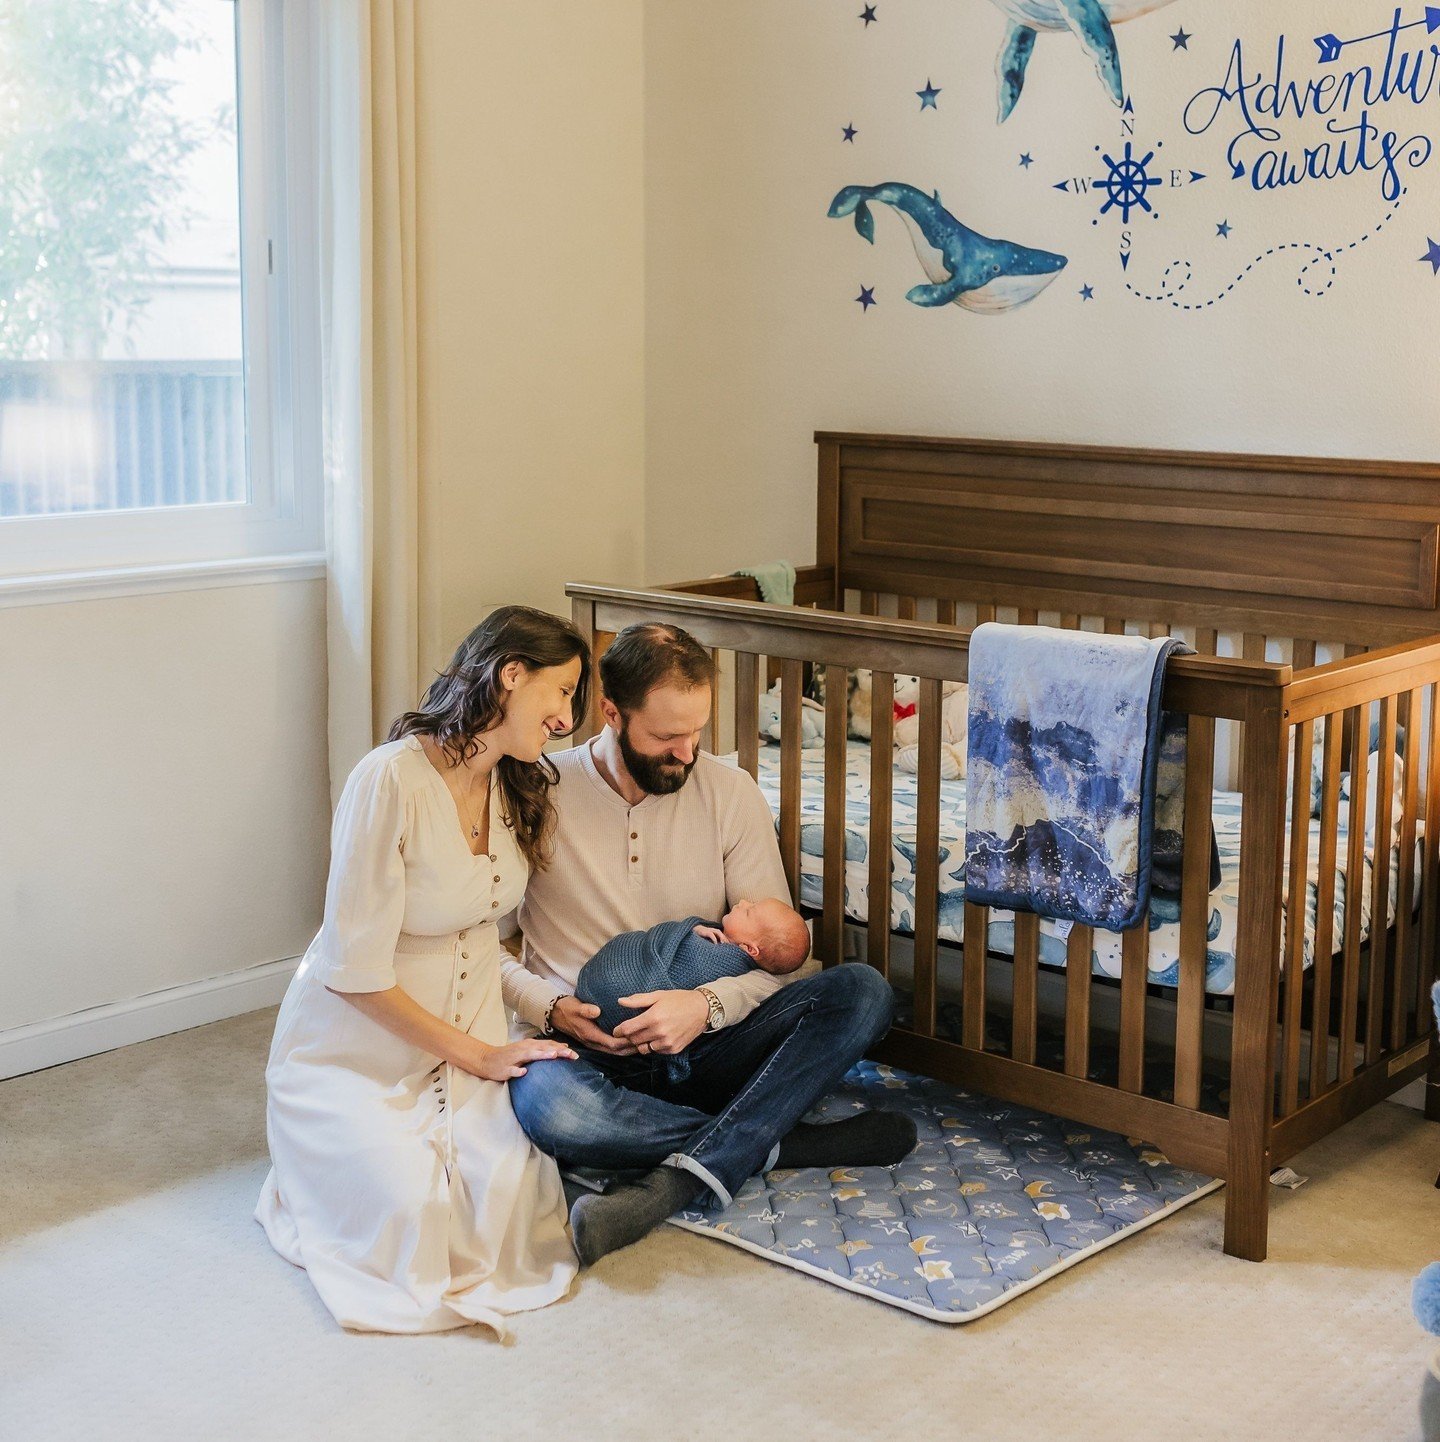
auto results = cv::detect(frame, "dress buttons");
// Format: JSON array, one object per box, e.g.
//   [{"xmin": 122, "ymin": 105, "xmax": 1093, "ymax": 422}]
[
  {"xmin": 460, "ymin": 971, "xmax": 468, "ymax": 980},
  {"xmin": 491, "ymin": 900, "xmax": 499, "ymax": 909},
  {"xmin": 456, "ymin": 992, "xmax": 464, "ymax": 1000},
  {"xmin": 488, "ymin": 854, "xmax": 496, "ymax": 863},
  {"xmin": 493, "ymin": 875, "xmax": 501, "ymax": 884},
  {"xmin": 458, "ymin": 930, "xmax": 467, "ymax": 940},
  {"xmin": 454, "ymin": 1014, "xmax": 461, "ymax": 1023},
  {"xmin": 461, "ymin": 951, "xmax": 469, "ymax": 960}
]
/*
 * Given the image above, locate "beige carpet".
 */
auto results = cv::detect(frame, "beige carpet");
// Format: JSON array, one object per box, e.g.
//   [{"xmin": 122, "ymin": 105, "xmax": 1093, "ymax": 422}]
[{"xmin": 1, "ymin": 1008, "xmax": 1436, "ymax": 1442}]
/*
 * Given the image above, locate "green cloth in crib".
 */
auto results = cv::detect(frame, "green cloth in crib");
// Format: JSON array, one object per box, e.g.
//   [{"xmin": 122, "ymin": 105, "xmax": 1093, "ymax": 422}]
[{"xmin": 733, "ymin": 561, "xmax": 796, "ymax": 607}]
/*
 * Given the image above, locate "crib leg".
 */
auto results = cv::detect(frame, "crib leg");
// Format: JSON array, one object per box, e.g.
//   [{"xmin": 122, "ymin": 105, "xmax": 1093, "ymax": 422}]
[{"xmin": 1222, "ymin": 1146, "xmax": 1271, "ymax": 1261}]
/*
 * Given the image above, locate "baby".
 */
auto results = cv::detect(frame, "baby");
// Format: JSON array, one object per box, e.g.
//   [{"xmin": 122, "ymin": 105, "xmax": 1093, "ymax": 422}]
[{"xmin": 574, "ymin": 899, "xmax": 811, "ymax": 1081}]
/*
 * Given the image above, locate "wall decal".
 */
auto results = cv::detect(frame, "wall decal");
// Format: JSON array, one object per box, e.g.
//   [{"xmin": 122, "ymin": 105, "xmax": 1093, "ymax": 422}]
[
  {"xmin": 828, "ymin": 183, "xmax": 1068, "ymax": 312},
  {"xmin": 990, "ymin": 0, "xmax": 1181, "ymax": 123}
]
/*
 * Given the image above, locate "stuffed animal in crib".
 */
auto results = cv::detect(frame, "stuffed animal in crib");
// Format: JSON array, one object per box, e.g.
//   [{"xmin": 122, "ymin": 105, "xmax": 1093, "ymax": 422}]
[
  {"xmin": 893, "ymin": 677, "xmax": 970, "ymax": 780},
  {"xmin": 757, "ymin": 680, "xmax": 826, "ymax": 748}
]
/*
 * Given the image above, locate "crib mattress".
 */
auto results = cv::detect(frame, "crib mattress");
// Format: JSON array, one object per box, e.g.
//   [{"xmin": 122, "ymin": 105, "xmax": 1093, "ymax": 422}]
[{"xmin": 752, "ymin": 739, "xmax": 1418, "ymax": 998}]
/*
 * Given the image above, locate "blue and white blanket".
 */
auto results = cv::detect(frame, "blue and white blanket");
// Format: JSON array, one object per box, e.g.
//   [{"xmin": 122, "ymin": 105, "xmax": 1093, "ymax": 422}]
[{"xmin": 963, "ymin": 624, "xmax": 1187, "ymax": 931}]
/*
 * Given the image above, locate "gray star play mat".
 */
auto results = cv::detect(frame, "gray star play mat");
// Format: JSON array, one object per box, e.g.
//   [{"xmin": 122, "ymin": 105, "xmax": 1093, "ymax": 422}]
[{"xmin": 668, "ymin": 1061, "xmax": 1222, "ymax": 1322}]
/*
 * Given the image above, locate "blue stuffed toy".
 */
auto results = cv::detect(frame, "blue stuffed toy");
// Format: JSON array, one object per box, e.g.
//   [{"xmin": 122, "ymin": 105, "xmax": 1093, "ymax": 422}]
[{"xmin": 1414, "ymin": 981, "xmax": 1440, "ymax": 1440}]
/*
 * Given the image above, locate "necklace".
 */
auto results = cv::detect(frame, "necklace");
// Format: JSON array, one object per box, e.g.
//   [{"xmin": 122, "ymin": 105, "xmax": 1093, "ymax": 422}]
[{"xmin": 458, "ymin": 774, "xmax": 490, "ymax": 842}]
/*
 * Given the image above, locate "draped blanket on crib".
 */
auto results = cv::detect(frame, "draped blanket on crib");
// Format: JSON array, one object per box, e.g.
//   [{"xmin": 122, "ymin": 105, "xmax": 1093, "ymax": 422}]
[{"xmin": 962, "ymin": 624, "xmax": 1206, "ymax": 931}]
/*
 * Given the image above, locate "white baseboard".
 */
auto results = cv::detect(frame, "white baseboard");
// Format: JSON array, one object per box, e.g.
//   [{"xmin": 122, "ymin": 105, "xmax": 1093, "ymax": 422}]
[{"xmin": 0, "ymin": 955, "xmax": 301, "ymax": 1081}]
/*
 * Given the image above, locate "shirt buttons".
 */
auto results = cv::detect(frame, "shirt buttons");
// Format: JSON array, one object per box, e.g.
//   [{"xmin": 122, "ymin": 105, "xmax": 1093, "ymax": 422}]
[
  {"xmin": 630, "ymin": 855, "xmax": 639, "ymax": 864},
  {"xmin": 491, "ymin": 900, "xmax": 499, "ymax": 909},
  {"xmin": 630, "ymin": 832, "xmax": 638, "ymax": 840},
  {"xmin": 458, "ymin": 930, "xmax": 468, "ymax": 940},
  {"xmin": 492, "ymin": 875, "xmax": 501, "ymax": 884}
]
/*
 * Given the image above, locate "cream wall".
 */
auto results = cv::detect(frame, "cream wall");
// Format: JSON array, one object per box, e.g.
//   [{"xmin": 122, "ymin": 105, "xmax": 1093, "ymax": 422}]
[
  {"xmin": 0, "ymin": 579, "xmax": 331, "ymax": 1044},
  {"xmin": 416, "ymin": 0, "xmax": 647, "ymax": 649},
  {"xmin": 642, "ymin": 0, "xmax": 1440, "ymax": 580}
]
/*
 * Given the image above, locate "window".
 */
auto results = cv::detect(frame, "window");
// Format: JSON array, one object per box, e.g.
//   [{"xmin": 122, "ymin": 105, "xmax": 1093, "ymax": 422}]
[{"xmin": 0, "ymin": 0, "xmax": 319, "ymax": 586}]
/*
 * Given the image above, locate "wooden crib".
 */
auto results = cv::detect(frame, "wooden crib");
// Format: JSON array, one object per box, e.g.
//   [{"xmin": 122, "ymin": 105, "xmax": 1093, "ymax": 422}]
[{"xmin": 567, "ymin": 432, "xmax": 1440, "ymax": 1261}]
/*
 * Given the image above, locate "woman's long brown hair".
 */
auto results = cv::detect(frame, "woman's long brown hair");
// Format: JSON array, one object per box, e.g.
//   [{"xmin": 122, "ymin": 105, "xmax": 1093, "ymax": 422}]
[{"xmin": 388, "ymin": 606, "xmax": 592, "ymax": 871}]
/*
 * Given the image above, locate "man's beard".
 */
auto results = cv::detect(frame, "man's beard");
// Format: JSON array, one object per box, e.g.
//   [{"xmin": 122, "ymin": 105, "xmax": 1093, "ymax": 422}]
[{"xmin": 618, "ymin": 720, "xmax": 696, "ymax": 796}]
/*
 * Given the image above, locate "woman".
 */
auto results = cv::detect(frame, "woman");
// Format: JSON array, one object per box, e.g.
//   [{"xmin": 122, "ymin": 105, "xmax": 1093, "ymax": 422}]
[{"xmin": 256, "ymin": 606, "xmax": 591, "ymax": 1335}]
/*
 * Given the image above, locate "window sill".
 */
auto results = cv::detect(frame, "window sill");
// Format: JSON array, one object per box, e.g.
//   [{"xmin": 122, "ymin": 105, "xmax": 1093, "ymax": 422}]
[{"xmin": 0, "ymin": 551, "xmax": 326, "ymax": 610}]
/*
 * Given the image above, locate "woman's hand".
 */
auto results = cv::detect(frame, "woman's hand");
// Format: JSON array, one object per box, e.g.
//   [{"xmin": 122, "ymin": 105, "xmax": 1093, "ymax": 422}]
[{"xmin": 458, "ymin": 1036, "xmax": 578, "ymax": 1081}]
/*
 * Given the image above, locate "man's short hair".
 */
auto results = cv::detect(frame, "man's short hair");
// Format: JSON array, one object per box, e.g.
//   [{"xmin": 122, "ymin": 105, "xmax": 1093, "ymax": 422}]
[{"xmin": 600, "ymin": 623, "xmax": 716, "ymax": 714}]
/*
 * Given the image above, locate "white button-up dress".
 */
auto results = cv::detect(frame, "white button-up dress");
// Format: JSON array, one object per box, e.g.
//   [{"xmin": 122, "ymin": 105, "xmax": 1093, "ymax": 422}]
[{"xmin": 255, "ymin": 737, "xmax": 576, "ymax": 1334}]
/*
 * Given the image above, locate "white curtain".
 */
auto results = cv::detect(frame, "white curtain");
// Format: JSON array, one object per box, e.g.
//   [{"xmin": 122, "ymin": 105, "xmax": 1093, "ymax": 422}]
[{"xmin": 318, "ymin": 0, "xmax": 439, "ymax": 802}]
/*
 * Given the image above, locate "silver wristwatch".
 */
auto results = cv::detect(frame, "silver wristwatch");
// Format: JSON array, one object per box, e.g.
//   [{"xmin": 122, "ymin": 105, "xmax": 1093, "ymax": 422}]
[{"xmin": 697, "ymin": 985, "xmax": 725, "ymax": 1032}]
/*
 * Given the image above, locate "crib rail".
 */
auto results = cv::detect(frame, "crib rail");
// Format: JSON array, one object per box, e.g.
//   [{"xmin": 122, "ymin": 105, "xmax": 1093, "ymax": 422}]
[{"xmin": 566, "ymin": 579, "xmax": 1440, "ymax": 1261}]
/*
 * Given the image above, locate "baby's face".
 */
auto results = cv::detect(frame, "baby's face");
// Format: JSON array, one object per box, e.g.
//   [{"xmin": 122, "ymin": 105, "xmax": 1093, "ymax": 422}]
[
  {"xmin": 721, "ymin": 898, "xmax": 770, "ymax": 948},
  {"xmin": 721, "ymin": 898, "xmax": 808, "ymax": 973}
]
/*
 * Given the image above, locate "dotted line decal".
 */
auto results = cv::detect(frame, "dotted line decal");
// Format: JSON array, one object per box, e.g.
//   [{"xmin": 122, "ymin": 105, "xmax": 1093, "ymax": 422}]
[{"xmin": 1125, "ymin": 189, "xmax": 1405, "ymax": 309}]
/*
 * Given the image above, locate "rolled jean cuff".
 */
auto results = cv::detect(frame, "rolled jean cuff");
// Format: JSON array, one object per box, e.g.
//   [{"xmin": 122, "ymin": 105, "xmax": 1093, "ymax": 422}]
[
  {"xmin": 664, "ymin": 1152, "xmax": 732, "ymax": 1209},
  {"xmin": 764, "ymin": 1142, "xmax": 780, "ymax": 1172}
]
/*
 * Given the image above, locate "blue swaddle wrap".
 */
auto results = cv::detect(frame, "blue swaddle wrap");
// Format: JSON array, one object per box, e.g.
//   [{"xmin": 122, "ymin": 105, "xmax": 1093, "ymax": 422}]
[
  {"xmin": 963, "ymin": 623, "xmax": 1207, "ymax": 931},
  {"xmin": 574, "ymin": 917, "xmax": 754, "ymax": 1082}
]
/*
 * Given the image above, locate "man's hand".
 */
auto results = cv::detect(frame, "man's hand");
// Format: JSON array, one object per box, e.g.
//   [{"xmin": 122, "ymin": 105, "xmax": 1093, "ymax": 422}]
[
  {"xmin": 691, "ymin": 924, "xmax": 726, "ymax": 945},
  {"xmin": 548, "ymin": 994, "xmax": 638, "ymax": 1056},
  {"xmin": 614, "ymin": 989, "xmax": 710, "ymax": 1055}
]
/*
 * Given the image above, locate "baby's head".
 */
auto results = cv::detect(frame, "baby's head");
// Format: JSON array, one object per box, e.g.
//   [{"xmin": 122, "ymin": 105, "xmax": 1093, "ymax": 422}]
[{"xmin": 720, "ymin": 898, "xmax": 810, "ymax": 974}]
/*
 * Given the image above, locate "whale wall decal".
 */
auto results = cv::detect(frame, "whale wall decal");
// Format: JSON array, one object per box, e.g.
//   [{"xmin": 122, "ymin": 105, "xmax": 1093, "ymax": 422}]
[
  {"xmin": 988, "ymin": 0, "xmax": 1180, "ymax": 122},
  {"xmin": 828, "ymin": 182, "xmax": 1068, "ymax": 314}
]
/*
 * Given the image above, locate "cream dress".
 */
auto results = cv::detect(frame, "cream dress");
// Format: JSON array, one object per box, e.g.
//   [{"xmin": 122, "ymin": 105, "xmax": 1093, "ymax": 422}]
[{"xmin": 255, "ymin": 737, "xmax": 576, "ymax": 1334}]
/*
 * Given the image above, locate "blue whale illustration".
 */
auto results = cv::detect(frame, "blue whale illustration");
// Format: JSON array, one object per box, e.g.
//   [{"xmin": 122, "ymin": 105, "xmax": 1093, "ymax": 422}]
[
  {"xmin": 828, "ymin": 183, "xmax": 1067, "ymax": 313},
  {"xmin": 988, "ymin": 0, "xmax": 1179, "ymax": 122}
]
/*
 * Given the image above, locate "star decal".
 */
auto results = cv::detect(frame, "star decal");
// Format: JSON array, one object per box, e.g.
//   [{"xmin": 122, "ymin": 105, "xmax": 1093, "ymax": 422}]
[
  {"xmin": 1171, "ymin": 27, "xmax": 1192, "ymax": 50},
  {"xmin": 917, "ymin": 78, "xmax": 941, "ymax": 110},
  {"xmin": 1080, "ymin": 284, "xmax": 1095, "ymax": 300},
  {"xmin": 860, "ymin": 4, "xmax": 877, "ymax": 24},
  {"xmin": 1422, "ymin": 238, "xmax": 1440, "ymax": 274},
  {"xmin": 841, "ymin": 122, "xmax": 857, "ymax": 143},
  {"xmin": 856, "ymin": 285, "xmax": 876, "ymax": 310},
  {"xmin": 1019, "ymin": 152, "xmax": 1034, "ymax": 169},
  {"xmin": 1216, "ymin": 219, "xmax": 1232, "ymax": 238}
]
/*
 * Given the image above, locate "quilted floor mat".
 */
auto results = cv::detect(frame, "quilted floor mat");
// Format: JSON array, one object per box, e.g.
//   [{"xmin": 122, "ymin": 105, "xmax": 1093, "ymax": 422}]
[{"xmin": 668, "ymin": 1061, "xmax": 1222, "ymax": 1322}]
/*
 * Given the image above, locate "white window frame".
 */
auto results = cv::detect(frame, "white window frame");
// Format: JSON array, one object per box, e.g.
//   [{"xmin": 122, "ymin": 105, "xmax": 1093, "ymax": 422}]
[{"xmin": 0, "ymin": 0, "xmax": 322, "ymax": 595}]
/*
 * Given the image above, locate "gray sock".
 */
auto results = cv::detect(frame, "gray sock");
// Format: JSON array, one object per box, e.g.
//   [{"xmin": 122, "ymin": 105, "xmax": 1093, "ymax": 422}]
[
  {"xmin": 569, "ymin": 1163, "xmax": 705, "ymax": 1267},
  {"xmin": 774, "ymin": 1110, "xmax": 918, "ymax": 1170}
]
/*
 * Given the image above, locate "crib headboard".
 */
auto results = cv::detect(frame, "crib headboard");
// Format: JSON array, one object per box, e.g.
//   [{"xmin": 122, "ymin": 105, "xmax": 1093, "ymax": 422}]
[{"xmin": 816, "ymin": 433, "xmax": 1440, "ymax": 648}]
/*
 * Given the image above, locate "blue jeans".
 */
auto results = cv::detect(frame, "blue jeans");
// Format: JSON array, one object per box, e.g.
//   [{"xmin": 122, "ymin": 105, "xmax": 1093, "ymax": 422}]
[{"xmin": 509, "ymin": 963, "xmax": 895, "ymax": 1207}]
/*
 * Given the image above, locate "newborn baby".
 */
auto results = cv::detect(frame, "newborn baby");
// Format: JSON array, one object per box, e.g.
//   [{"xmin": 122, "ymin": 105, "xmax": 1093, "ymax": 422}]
[{"xmin": 575, "ymin": 899, "xmax": 811, "ymax": 1082}]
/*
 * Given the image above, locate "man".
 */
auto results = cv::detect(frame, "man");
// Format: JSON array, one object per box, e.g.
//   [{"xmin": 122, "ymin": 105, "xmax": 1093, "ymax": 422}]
[{"xmin": 504, "ymin": 622, "xmax": 914, "ymax": 1266}]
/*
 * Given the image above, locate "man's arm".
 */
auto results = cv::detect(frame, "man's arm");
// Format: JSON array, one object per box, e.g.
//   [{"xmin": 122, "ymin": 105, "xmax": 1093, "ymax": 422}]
[{"xmin": 700, "ymin": 773, "xmax": 818, "ymax": 1028}]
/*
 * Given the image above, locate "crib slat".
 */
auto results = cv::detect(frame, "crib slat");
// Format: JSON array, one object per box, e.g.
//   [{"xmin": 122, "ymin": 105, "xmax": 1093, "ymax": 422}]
[
  {"xmin": 1309, "ymin": 716, "xmax": 1343, "ymax": 1097},
  {"xmin": 1393, "ymin": 690, "xmax": 1421, "ymax": 1047},
  {"xmin": 1194, "ymin": 627, "xmax": 1218, "ymax": 657},
  {"xmin": 778, "ymin": 659, "xmax": 804, "ymax": 907},
  {"xmin": 897, "ymin": 595, "xmax": 917, "ymax": 622},
  {"xmin": 735, "ymin": 651, "xmax": 759, "ymax": 779},
  {"xmin": 1103, "ymin": 617, "xmax": 1125, "ymax": 635},
  {"xmin": 1280, "ymin": 720, "xmax": 1314, "ymax": 1116},
  {"xmin": 1065, "ymin": 926, "xmax": 1092, "ymax": 1077},
  {"xmin": 1060, "ymin": 613, "xmax": 1080, "ymax": 630},
  {"xmin": 1339, "ymin": 705, "xmax": 1369, "ymax": 1082},
  {"xmin": 1293, "ymin": 639, "xmax": 1317, "ymax": 672},
  {"xmin": 1012, "ymin": 912, "xmax": 1039, "ymax": 1065},
  {"xmin": 1419, "ymin": 684, "xmax": 1440, "ymax": 1031},
  {"xmin": 1149, "ymin": 621, "xmax": 1171, "ymax": 640},
  {"xmin": 867, "ymin": 671, "xmax": 895, "ymax": 979},
  {"xmin": 912, "ymin": 678, "xmax": 942, "ymax": 1038},
  {"xmin": 1366, "ymin": 694, "xmax": 1398, "ymax": 1063},
  {"xmin": 1243, "ymin": 633, "xmax": 1267, "ymax": 664},
  {"xmin": 976, "ymin": 604, "xmax": 997, "ymax": 625},
  {"xmin": 820, "ymin": 665, "xmax": 849, "ymax": 968},
  {"xmin": 1175, "ymin": 714, "xmax": 1216, "ymax": 1111},
  {"xmin": 936, "ymin": 599, "xmax": 956, "ymax": 626},
  {"xmin": 963, "ymin": 903, "xmax": 988, "ymax": 1049},
  {"xmin": 1119, "ymin": 921, "xmax": 1148, "ymax": 1093},
  {"xmin": 1017, "ymin": 608, "xmax": 1038, "ymax": 626},
  {"xmin": 704, "ymin": 649, "xmax": 722, "ymax": 752},
  {"xmin": 860, "ymin": 591, "xmax": 878, "ymax": 615}
]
